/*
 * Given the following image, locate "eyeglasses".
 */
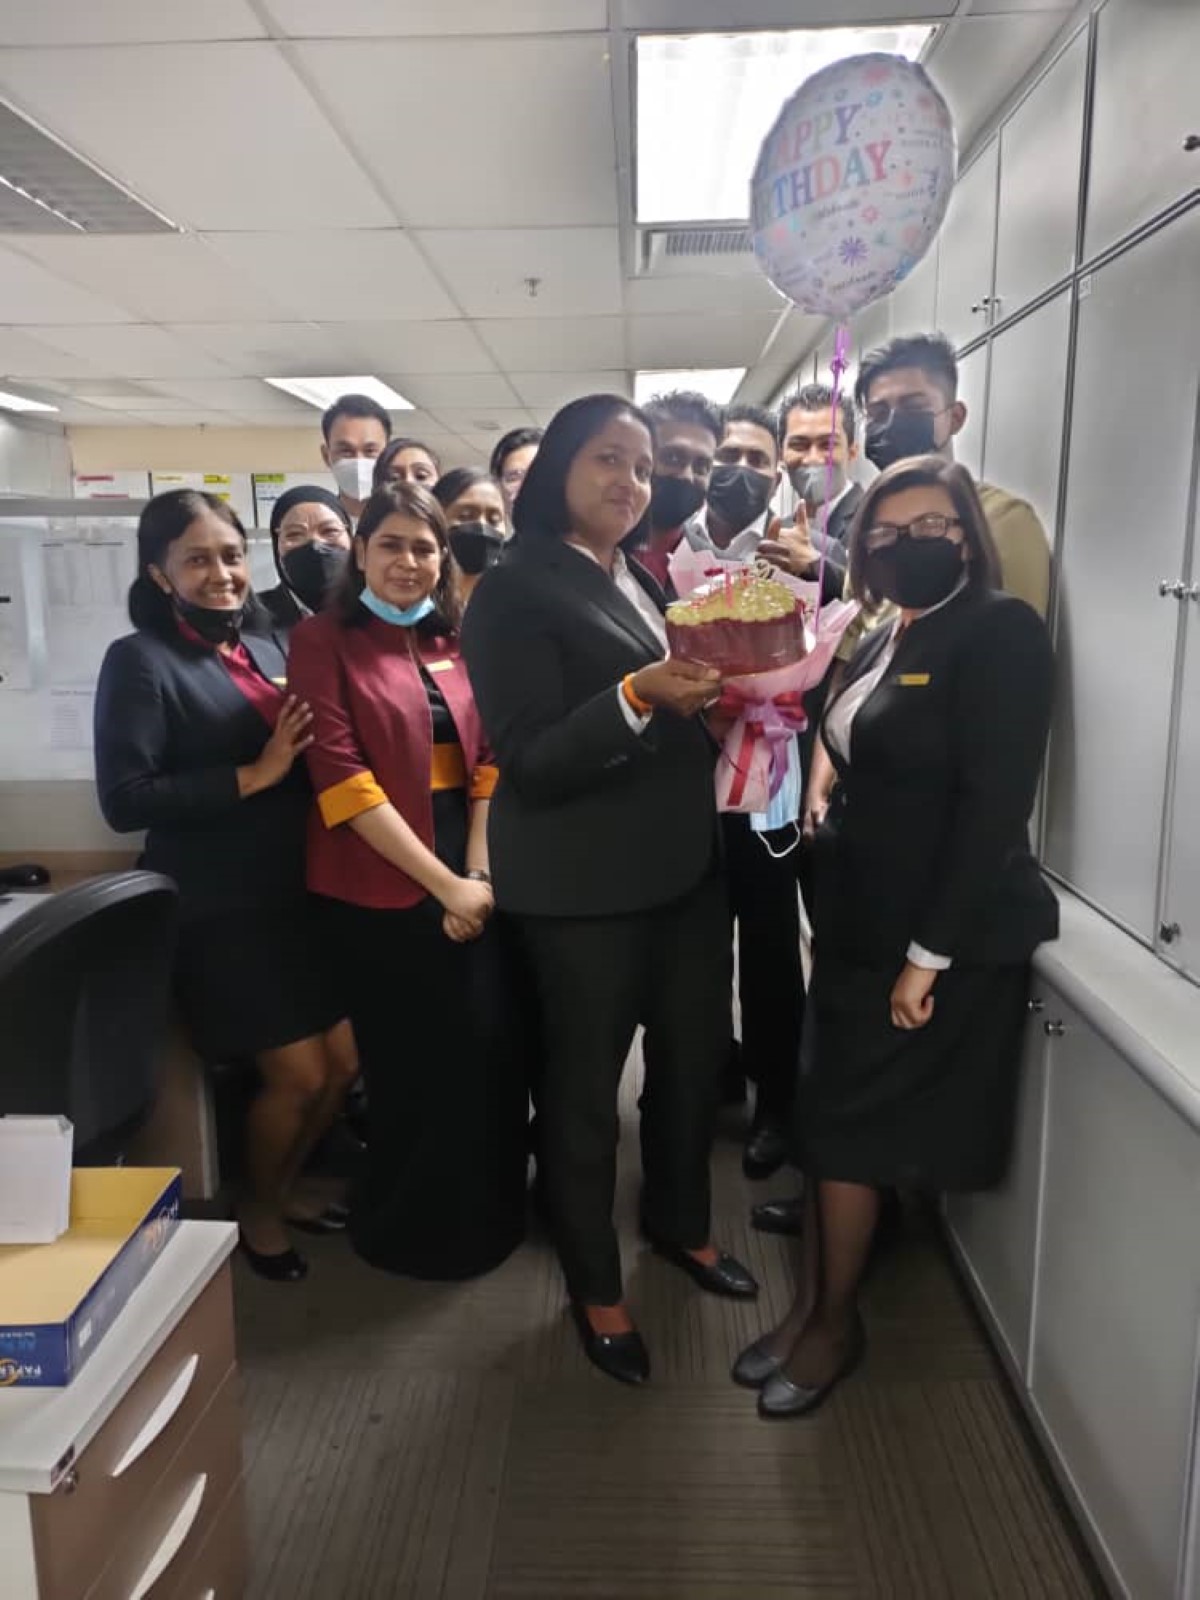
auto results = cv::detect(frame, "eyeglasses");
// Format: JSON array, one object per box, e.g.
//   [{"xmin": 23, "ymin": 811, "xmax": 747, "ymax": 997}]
[{"xmin": 864, "ymin": 514, "xmax": 961, "ymax": 551}]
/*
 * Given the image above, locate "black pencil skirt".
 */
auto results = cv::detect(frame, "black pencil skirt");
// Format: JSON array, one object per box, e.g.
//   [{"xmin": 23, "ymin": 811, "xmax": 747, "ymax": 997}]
[{"xmin": 798, "ymin": 956, "xmax": 1032, "ymax": 1192}]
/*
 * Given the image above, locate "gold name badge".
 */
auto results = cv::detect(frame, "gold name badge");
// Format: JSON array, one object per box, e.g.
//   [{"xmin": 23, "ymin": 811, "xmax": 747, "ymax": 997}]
[
  {"xmin": 898, "ymin": 673, "xmax": 931, "ymax": 686},
  {"xmin": 426, "ymin": 658, "xmax": 455, "ymax": 674}
]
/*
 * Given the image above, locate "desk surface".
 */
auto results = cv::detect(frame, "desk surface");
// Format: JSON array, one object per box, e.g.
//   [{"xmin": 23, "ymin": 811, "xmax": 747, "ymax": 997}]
[
  {"xmin": 0, "ymin": 893, "xmax": 46, "ymax": 936},
  {"xmin": 0, "ymin": 1221, "xmax": 236, "ymax": 1495}
]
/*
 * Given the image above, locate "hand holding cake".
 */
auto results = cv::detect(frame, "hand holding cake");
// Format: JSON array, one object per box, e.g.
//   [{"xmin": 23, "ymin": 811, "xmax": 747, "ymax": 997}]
[{"xmin": 628, "ymin": 657, "xmax": 722, "ymax": 718}]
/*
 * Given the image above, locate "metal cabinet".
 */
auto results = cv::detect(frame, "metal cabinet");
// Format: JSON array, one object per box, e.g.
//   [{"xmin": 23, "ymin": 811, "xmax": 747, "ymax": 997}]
[
  {"xmin": 1029, "ymin": 992, "xmax": 1200, "ymax": 1600},
  {"xmin": 1044, "ymin": 208, "xmax": 1200, "ymax": 940},
  {"xmin": 945, "ymin": 994, "xmax": 1048, "ymax": 1375},
  {"xmin": 994, "ymin": 28, "xmax": 1088, "ymax": 326},
  {"xmin": 981, "ymin": 289, "xmax": 1071, "ymax": 544},
  {"xmin": 933, "ymin": 139, "xmax": 998, "ymax": 354},
  {"xmin": 886, "ymin": 239, "xmax": 938, "ymax": 343},
  {"xmin": 1084, "ymin": 0, "xmax": 1200, "ymax": 264},
  {"xmin": 952, "ymin": 343, "xmax": 987, "ymax": 480}
]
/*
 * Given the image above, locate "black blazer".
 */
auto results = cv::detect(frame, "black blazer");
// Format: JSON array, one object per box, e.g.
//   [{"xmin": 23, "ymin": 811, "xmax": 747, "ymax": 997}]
[
  {"xmin": 460, "ymin": 538, "xmax": 718, "ymax": 918},
  {"xmin": 94, "ymin": 626, "xmax": 310, "ymax": 921},
  {"xmin": 816, "ymin": 586, "xmax": 1058, "ymax": 967}
]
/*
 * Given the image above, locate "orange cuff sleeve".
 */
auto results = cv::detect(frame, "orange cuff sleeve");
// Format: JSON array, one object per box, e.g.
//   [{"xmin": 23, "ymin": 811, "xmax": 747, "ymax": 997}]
[
  {"xmin": 317, "ymin": 770, "xmax": 388, "ymax": 828},
  {"xmin": 470, "ymin": 763, "xmax": 499, "ymax": 801}
]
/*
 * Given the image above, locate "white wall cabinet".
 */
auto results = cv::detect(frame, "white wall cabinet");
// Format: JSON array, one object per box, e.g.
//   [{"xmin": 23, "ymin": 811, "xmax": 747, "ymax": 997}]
[
  {"xmin": 1084, "ymin": 0, "xmax": 1200, "ymax": 264},
  {"xmin": 933, "ymin": 140, "xmax": 998, "ymax": 353},
  {"xmin": 981, "ymin": 288, "xmax": 1071, "ymax": 541},
  {"xmin": 1044, "ymin": 206, "xmax": 1200, "ymax": 941},
  {"xmin": 994, "ymin": 28, "xmax": 1087, "ymax": 324}
]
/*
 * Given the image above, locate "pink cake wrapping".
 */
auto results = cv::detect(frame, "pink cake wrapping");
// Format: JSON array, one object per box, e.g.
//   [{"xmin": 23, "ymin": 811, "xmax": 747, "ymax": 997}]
[{"xmin": 666, "ymin": 568, "xmax": 808, "ymax": 676}]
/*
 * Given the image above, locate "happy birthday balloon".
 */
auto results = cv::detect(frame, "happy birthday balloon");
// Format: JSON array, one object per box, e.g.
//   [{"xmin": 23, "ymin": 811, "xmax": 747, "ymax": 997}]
[{"xmin": 750, "ymin": 53, "xmax": 956, "ymax": 320}]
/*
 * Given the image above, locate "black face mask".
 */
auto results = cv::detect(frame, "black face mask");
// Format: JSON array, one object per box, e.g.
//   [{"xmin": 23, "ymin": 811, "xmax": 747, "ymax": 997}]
[
  {"xmin": 864, "ymin": 535, "xmax": 964, "ymax": 610},
  {"xmin": 174, "ymin": 594, "xmax": 244, "ymax": 646},
  {"xmin": 706, "ymin": 464, "xmax": 774, "ymax": 533},
  {"xmin": 280, "ymin": 540, "xmax": 348, "ymax": 612},
  {"xmin": 863, "ymin": 409, "xmax": 939, "ymax": 472},
  {"xmin": 448, "ymin": 522, "xmax": 506, "ymax": 576},
  {"xmin": 649, "ymin": 473, "xmax": 705, "ymax": 531}
]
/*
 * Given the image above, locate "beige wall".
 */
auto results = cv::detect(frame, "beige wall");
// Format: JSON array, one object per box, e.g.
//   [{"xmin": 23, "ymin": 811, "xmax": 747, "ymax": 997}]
[{"xmin": 68, "ymin": 425, "xmax": 323, "ymax": 474}]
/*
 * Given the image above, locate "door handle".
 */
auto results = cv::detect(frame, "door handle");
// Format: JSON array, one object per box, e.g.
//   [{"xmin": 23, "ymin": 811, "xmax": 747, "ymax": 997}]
[
  {"xmin": 1159, "ymin": 579, "xmax": 1188, "ymax": 598},
  {"xmin": 1187, "ymin": 584, "xmax": 1200, "ymax": 602},
  {"xmin": 1027, "ymin": 997, "xmax": 1044, "ymax": 1013},
  {"xmin": 1043, "ymin": 1019, "xmax": 1065, "ymax": 1037},
  {"xmin": 1160, "ymin": 921, "xmax": 1181, "ymax": 945},
  {"xmin": 970, "ymin": 295, "xmax": 993, "ymax": 314}
]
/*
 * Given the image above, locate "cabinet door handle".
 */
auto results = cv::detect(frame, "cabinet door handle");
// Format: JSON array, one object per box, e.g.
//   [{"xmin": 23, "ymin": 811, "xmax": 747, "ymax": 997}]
[
  {"xmin": 111, "ymin": 1354, "xmax": 199, "ymax": 1478},
  {"xmin": 1160, "ymin": 921, "xmax": 1181, "ymax": 945},
  {"xmin": 1027, "ymin": 997, "xmax": 1044, "ymax": 1013},
  {"xmin": 127, "ymin": 1473, "xmax": 208, "ymax": 1600},
  {"xmin": 1043, "ymin": 1019, "xmax": 1065, "ymax": 1037},
  {"xmin": 1187, "ymin": 584, "xmax": 1200, "ymax": 602},
  {"xmin": 1159, "ymin": 579, "xmax": 1187, "ymax": 598},
  {"xmin": 1185, "ymin": 134, "xmax": 1200, "ymax": 152},
  {"xmin": 970, "ymin": 295, "xmax": 993, "ymax": 314}
]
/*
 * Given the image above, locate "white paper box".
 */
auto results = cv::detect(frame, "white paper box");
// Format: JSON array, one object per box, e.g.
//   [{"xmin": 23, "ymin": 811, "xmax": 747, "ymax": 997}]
[{"xmin": 0, "ymin": 1116, "xmax": 73, "ymax": 1243}]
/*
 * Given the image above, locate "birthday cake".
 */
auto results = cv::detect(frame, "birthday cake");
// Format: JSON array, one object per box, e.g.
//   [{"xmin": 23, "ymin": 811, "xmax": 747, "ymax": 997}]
[{"xmin": 666, "ymin": 569, "xmax": 808, "ymax": 676}]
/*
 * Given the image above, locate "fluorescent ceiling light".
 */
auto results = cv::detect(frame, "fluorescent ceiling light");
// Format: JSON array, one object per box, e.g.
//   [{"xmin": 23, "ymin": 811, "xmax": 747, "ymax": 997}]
[
  {"xmin": 263, "ymin": 375, "xmax": 414, "ymax": 412},
  {"xmin": 0, "ymin": 388, "xmax": 58, "ymax": 413},
  {"xmin": 634, "ymin": 368, "xmax": 746, "ymax": 406},
  {"xmin": 636, "ymin": 26, "xmax": 935, "ymax": 224}
]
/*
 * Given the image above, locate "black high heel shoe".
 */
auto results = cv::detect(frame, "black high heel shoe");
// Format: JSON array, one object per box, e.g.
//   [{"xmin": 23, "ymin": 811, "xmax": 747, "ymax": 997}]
[
  {"xmin": 238, "ymin": 1234, "xmax": 309, "ymax": 1283},
  {"xmin": 570, "ymin": 1302, "xmax": 650, "ymax": 1386}
]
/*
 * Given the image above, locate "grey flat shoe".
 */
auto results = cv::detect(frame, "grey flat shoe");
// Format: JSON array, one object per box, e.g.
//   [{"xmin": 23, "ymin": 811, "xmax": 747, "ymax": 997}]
[
  {"xmin": 757, "ymin": 1322, "xmax": 865, "ymax": 1419},
  {"xmin": 731, "ymin": 1336, "xmax": 786, "ymax": 1390}
]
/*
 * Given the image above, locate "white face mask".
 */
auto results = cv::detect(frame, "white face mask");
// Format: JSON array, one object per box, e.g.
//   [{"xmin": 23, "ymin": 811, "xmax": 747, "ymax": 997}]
[{"xmin": 332, "ymin": 456, "xmax": 376, "ymax": 502}]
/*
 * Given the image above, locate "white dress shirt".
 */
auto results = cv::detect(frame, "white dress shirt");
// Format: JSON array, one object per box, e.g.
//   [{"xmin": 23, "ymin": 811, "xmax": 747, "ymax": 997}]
[{"xmin": 683, "ymin": 507, "xmax": 770, "ymax": 564}]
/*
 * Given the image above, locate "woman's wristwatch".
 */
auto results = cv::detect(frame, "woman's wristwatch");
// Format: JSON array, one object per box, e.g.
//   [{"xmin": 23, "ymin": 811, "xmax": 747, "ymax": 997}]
[{"xmin": 466, "ymin": 868, "xmax": 492, "ymax": 884}]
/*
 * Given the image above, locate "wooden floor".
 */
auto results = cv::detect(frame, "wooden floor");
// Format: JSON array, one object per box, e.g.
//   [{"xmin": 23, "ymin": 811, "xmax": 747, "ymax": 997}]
[{"xmin": 233, "ymin": 1073, "xmax": 1105, "ymax": 1600}]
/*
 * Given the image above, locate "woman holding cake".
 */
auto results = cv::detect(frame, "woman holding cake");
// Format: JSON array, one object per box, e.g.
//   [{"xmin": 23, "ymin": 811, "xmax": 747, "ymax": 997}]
[
  {"xmin": 732, "ymin": 455, "xmax": 1058, "ymax": 1418},
  {"xmin": 461, "ymin": 393, "xmax": 760, "ymax": 1385}
]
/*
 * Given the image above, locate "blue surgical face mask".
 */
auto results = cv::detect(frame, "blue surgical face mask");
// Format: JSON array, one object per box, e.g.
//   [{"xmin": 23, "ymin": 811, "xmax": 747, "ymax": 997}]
[
  {"xmin": 359, "ymin": 587, "xmax": 436, "ymax": 627},
  {"xmin": 750, "ymin": 739, "xmax": 803, "ymax": 843}
]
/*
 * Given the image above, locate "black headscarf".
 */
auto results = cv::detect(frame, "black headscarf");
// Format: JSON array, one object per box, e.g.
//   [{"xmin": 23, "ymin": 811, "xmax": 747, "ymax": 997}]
[{"xmin": 268, "ymin": 484, "xmax": 352, "ymax": 587}]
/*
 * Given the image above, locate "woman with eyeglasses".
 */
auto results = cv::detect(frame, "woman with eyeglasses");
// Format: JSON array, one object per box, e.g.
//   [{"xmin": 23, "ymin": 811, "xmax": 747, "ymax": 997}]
[{"xmin": 733, "ymin": 455, "xmax": 1058, "ymax": 1419}]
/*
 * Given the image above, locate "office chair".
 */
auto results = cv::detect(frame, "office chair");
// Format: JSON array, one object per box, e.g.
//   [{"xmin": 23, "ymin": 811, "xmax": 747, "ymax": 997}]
[{"xmin": 0, "ymin": 871, "xmax": 179, "ymax": 1164}]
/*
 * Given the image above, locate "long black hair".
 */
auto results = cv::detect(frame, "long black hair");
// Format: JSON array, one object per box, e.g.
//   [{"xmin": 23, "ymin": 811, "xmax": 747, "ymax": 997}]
[
  {"xmin": 371, "ymin": 436, "xmax": 442, "ymax": 490},
  {"xmin": 127, "ymin": 489, "xmax": 267, "ymax": 638},
  {"xmin": 330, "ymin": 481, "xmax": 459, "ymax": 628},
  {"xmin": 847, "ymin": 454, "xmax": 1001, "ymax": 605},
  {"xmin": 432, "ymin": 466, "xmax": 504, "ymax": 516},
  {"xmin": 513, "ymin": 393, "xmax": 654, "ymax": 545},
  {"xmin": 488, "ymin": 426, "xmax": 543, "ymax": 480}
]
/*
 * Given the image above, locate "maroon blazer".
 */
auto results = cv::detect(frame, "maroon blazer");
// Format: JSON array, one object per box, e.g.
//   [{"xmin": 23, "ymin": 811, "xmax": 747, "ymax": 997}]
[{"xmin": 287, "ymin": 610, "xmax": 495, "ymax": 910}]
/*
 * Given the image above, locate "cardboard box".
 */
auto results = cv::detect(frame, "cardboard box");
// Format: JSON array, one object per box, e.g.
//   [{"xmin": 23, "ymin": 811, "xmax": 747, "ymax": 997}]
[{"xmin": 0, "ymin": 1168, "xmax": 181, "ymax": 1389}]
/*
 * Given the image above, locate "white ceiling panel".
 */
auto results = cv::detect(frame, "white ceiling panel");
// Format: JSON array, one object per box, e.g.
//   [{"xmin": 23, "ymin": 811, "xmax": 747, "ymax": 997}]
[
  {"xmin": 162, "ymin": 322, "xmax": 352, "ymax": 376},
  {"xmin": 204, "ymin": 231, "xmax": 459, "ymax": 321},
  {"xmin": 145, "ymin": 379, "xmax": 315, "ymax": 414},
  {"xmin": 125, "ymin": 410, "xmax": 242, "ymax": 428},
  {"xmin": 623, "ymin": 0, "xmax": 956, "ymax": 22},
  {"xmin": 378, "ymin": 373, "xmax": 521, "ymax": 409},
  {"xmin": 24, "ymin": 324, "xmax": 235, "ymax": 378},
  {"xmin": 623, "ymin": 273, "xmax": 787, "ymax": 319},
  {"xmin": 508, "ymin": 371, "xmax": 631, "ymax": 409},
  {"xmin": 0, "ymin": 327, "xmax": 110, "ymax": 379},
  {"xmin": 0, "ymin": 246, "xmax": 134, "ymax": 325},
  {"xmin": 0, "ymin": 1, "xmax": 267, "ymax": 45},
  {"xmin": 417, "ymin": 229, "xmax": 623, "ymax": 319},
  {"xmin": 268, "ymin": 0, "xmax": 607, "ymax": 34},
  {"xmin": 296, "ymin": 36, "xmax": 618, "ymax": 228},
  {"xmin": 0, "ymin": 44, "xmax": 393, "ymax": 231},
  {"xmin": 426, "ymin": 407, "xmax": 537, "ymax": 448},
  {"xmin": 334, "ymin": 321, "xmax": 499, "ymax": 375},
  {"xmin": 10, "ymin": 236, "xmax": 292, "ymax": 323},
  {"xmin": 628, "ymin": 312, "xmax": 781, "ymax": 369},
  {"xmin": 474, "ymin": 317, "xmax": 627, "ymax": 372}
]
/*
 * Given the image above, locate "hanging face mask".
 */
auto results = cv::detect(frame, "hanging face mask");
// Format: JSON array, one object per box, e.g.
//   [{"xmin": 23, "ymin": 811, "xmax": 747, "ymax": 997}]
[
  {"xmin": 788, "ymin": 461, "xmax": 848, "ymax": 510},
  {"xmin": 649, "ymin": 473, "xmax": 705, "ymax": 531},
  {"xmin": 706, "ymin": 464, "xmax": 774, "ymax": 532},
  {"xmin": 280, "ymin": 540, "xmax": 348, "ymax": 612},
  {"xmin": 359, "ymin": 588, "xmax": 436, "ymax": 627},
  {"xmin": 749, "ymin": 739, "xmax": 803, "ymax": 844},
  {"xmin": 331, "ymin": 456, "xmax": 376, "ymax": 502},
  {"xmin": 173, "ymin": 594, "xmax": 244, "ymax": 646},
  {"xmin": 864, "ymin": 535, "xmax": 964, "ymax": 610},
  {"xmin": 448, "ymin": 522, "xmax": 506, "ymax": 577},
  {"xmin": 863, "ymin": 409, "xmax": 942, "ymax": 472}
]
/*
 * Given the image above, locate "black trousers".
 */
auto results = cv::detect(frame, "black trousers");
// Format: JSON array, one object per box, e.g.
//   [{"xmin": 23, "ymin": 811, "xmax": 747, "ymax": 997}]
[
  {"xmin": 722, "ymin": 811, "xmax": 805, "ymax": 1123},
  {"xmin": 517, "ymin": 873, "xmax": 731, "ymax": 1305}
]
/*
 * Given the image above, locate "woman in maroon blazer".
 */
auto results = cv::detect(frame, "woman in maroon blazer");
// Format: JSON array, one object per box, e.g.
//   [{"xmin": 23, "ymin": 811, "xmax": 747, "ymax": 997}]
[{"xmin": 287, "ymin": 482, "xmax": 527, "ymax": 1278}]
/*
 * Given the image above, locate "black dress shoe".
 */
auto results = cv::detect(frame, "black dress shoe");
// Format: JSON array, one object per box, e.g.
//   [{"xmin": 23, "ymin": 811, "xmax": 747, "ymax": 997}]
[
  {"xmin": 238, "ymin": 1236, "xmax": 309, "ymax": 1283},
  {"xmin": 651, "ymin": 1242, "xmax": 759, "ymax": 1299},
  {"xmin": 750, "ymin": 1194, "xmax": 804, "ymax": 1236},
  {"xmin": 731, "ymin": 1336, "xmax": 785, "ymax": 1389},
  {"xmin": 743, "ymin": 1119, "xmax": 790, "ymax": 1180},
  {"xmin": 570, "ymin": 1303, "xmax": 650, "ymax": 1386},
  {"xmin": 757, "ymin": 1321, "xmax": 865, "ymax": 1419},
  {"xmin": 286, "ymin": 1206, "xmax": 348, "ymax": 1235}
]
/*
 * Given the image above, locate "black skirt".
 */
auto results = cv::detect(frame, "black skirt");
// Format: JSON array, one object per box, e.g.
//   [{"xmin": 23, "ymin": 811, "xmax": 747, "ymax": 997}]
[
  {"xmin": 174, "ymin": 898, "xmax": 344, "ymax": 1062},
  {"xmin": 798, "ymin": 956, "xmax": 1032, "ymax": 1192}
]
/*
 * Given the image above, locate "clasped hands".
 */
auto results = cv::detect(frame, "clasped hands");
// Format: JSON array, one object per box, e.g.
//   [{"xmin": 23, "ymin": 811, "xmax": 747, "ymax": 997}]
[{"xmin": 441, "ymin": 875, "xmax": 494, "ymax": 945}]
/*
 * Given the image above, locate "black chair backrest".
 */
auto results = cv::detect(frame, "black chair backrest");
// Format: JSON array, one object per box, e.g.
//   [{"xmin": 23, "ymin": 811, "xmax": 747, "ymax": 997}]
[{"xmin": 0, "ymin": 871, "xmax": 179, "ymax": 1162}]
